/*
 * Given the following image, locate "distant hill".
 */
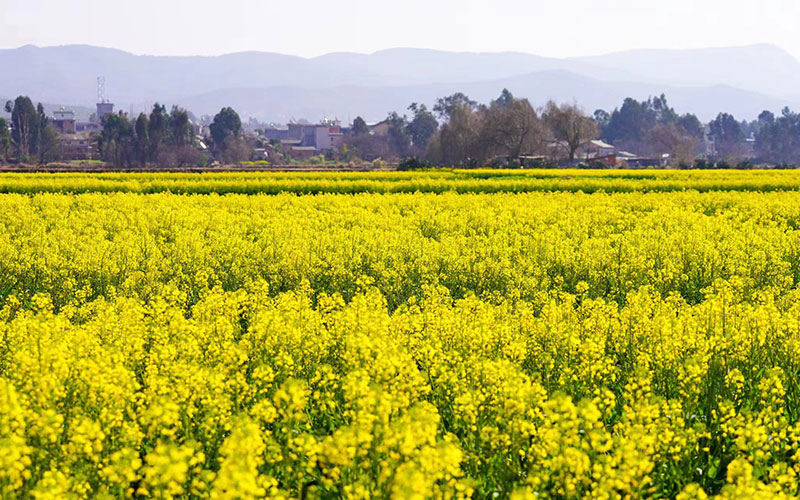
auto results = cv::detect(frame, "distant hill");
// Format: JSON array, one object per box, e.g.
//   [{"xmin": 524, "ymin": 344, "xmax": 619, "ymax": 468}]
[
  {"xmin": 574, "ymin": 44, "xmax": 800, "ymax": 101},
  {"xmin": 1, "ymin": 44, "xmax": 799, "ymax": 122},
  {"xmin": 177, "ymin": 72, "xmax": 795, "ymax": 124}
]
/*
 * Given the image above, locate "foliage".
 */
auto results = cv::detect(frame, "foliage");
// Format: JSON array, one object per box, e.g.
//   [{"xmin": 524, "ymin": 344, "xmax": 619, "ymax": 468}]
[
  {"xmin": 397, "ymin": 156, "xmax": 432, "ymax": 170},
  {"xmin": 308, "ymin": 154, "xmax": 326, "ymax": 165},
  {"xmin": 4, "ymin": 96, "xmax": 40, "ymax": 163},
  {"xmin": 426, "ymin": 102, "xmax": 482, "ymax": 166},
  {"xmin": 37, "ymin": 124, "xmax": 60, "ymax": 165},
  {"xmin": 148, "ymin": 103, "xmax": 168, "ymax": 163},
  {"xmin": 645, "ymin": 122, "xmax": 700, "ymax": 167},
  {"xmin": 210, "ymin": 107, "xmax": 249, "ymax": 165},
  {"xmin": 755, "ymin": 107, "xmax": 800, "ymax": 165},
  {"xmin": 480, "ymin": 90, "xmax": 546, "ymax": 160},
  {"xmin": 351, "ymin": 116, "xmax": 369, "ymax": 136},
  {"xmin": 406, "ymin": 103, "xmax": 438, "ymax": 153},
  {"xmin": 709, "ymin": 113, "xmax": 746, "ymax": 161},
  {"xmin": 168, "ymin": 106, "xmax": 194, "ymax": 147},
  {"xmin": 433, "ymin": 92, "xmax": 479, "ymax": 120},
  {"xmin": 600, "ymin": 95, "xmax": 704, "ymax": 155},
  {"xmin": 0, "ymin": 118, "xmax": 9, "ymax": 163},
  {"xmin": 386, "ymin": 112, "xmax": 410, "ymax": 157},
  {"xmin": 209, "ymin": 107, "xmax": 243, "ymax": 148},
  {"xmin": 98, "ymin": 113, "xmax": 136, "ymax": 167},
  {"xmin": 134, "ymin": 113, "xmax": 149, "ymax": 167},
  {"xmin": 98, "ymin": 105, "xmax": 207, "ymax": 168}
]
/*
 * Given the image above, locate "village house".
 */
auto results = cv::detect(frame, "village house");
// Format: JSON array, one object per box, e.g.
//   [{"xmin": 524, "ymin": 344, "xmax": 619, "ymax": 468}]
[
  {"xmin": 50, "ymin": 107, "xmax": 98, "ymax": 161},
  {"xmin": 57, "ymin": 133, "xmax": 98, "ymax": 161},
  {"xmin": 262, "ymin": 121, "xmax": 343, "ymax": 159},
  {"xmin": 52, "ymin": 108, "xmax": 76, "ymax": 134},
  {"xmin": 369, "ymin": 119, "xmax": 391, "ymax": 137}
]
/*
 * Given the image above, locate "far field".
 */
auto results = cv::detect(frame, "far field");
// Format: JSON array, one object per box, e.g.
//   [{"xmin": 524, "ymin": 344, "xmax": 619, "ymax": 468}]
[{"xmin": 0, "ymin": 168, "xmax": 799, "ymax": 194}]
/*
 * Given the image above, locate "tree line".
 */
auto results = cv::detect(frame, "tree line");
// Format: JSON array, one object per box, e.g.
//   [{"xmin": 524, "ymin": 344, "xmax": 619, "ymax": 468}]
[
  {"xmin": 342, "ymin": 91, "xmax": 800, "ymax": 167},
  {"xmin": 4, "ymin": 90, "xmax": 800, "ymax": 167},
  {"xmin": 343, "ymin": 90, "xmax": 601, "ymax": 167},
  {"xmin": 1, "ymin": 96, "xmax": 59, "ymax": 164},
  {"xmin": 98, "ymin": 105, "xmax": 249, "ymax": 167},
  {"xmin": 0, "ymin": 97, "xmax": 250, "ymax": 167}
]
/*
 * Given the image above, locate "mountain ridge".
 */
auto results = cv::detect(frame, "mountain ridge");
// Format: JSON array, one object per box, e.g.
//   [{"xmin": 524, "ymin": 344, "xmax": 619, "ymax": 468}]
[{"xmin": 1, "ymin": 43, "xmax": 798, "ymax": 122}]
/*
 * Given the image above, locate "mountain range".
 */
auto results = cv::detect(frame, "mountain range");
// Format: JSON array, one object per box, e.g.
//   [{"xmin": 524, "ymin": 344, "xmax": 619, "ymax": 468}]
[{"xmin": 1, "ymin": 44, "xmax": 799, "ymax": 123}]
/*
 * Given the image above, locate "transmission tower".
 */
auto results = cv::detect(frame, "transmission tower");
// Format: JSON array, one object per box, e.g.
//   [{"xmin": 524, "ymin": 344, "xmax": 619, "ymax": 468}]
[{"xmin": 97, "ymin": 77, "xmax": 106, "ymax": 104}]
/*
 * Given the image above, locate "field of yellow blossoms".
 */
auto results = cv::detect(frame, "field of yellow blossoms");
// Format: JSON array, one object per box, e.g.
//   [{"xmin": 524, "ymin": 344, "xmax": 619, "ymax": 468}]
[{"xmin": 3, "ymin": 170, "xmax": 800, "ymax": 499}]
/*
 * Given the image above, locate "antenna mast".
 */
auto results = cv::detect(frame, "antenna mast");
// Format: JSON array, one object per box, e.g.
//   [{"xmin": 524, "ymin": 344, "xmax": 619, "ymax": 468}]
[{"xmin": 97, "ymin": 77, "xmax": 106, "ymax": 103}]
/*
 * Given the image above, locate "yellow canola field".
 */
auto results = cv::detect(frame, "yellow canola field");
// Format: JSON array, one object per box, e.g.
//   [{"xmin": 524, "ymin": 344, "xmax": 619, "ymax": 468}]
[
  {"xmin": 2, "ymin": 186, "xmax": 800, "ymax": 498},
  {"xmin": 2, "ymin": 168, "xmax": 800, "ymax": 194}
]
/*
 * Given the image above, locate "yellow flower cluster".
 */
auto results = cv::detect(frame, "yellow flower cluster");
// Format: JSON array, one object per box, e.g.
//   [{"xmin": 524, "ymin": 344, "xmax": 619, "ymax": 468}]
[{"xmin": 0, "ymin": 178, "xmax": 799, "ymax": 498}]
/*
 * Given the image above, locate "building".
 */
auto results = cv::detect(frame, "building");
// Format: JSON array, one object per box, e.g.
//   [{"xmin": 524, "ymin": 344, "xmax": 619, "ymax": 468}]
[
  {"xmin": 369, "ymin": 120, "xmax": 391, "ymax": 137},
  {"xmin": 75, "ymin": 122, "xmax": 101, "ymax": 133},
  {"xmin": 57, "ymin": 134, "xmax": 98, "ymax": 161},
  {"xmin": 744, "ymin": 137, "xmax": 757, "ymax": 159},
  {"xmin": 620, "ymin": 154, "xmax": 669, "ymax": 168},
  {"xmin": 287, "ymin": 145, "xmax": 317, "ymax": 161},
  {"xmin": 282, "ymin": 121, "xmax": 344, "ymax": 153},
  {"xmin": 583, "ymin": 140, "xmax": 616, "ymax": 158},
  {"xmin": 52, "ymin": 108, "xmax": 76, "ymax": 134},
  {"xmin": 313, "ymin": 125, "xmax": 343, "ymax": 151},
  {"xmin": 96, "ymin": 102, "xmax": 115, "ymax": 123},
  {"xmin": 262, "ymin": 128, "xmax": 290, "ymax": 141}
]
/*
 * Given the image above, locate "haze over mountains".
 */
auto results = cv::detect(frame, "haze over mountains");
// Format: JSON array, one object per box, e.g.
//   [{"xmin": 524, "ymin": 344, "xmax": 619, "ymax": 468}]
[{"xmin": 1, "ymin": 44, "xmax": 798, "ymax": 123}]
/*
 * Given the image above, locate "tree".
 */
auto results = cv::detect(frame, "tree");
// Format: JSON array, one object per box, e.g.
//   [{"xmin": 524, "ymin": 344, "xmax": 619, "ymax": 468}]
[
  {"xmin": 210, "ymin": 107, "xmax": 243, "ymax": 148},
  {"xmin": 0, "ymin": 118, "xmax": 9, "ymax": 163},
  {"xmin": 134, "ymin": 113, "xmax": 150, "ymax": 167},
  {"xmin": 37, "ymin": 125, "xmax": 59, "ymax": 165},
  {"xmin": 31, "ymin": 103, "xmax": 48, "ymax": 159},
  {"xmin": 433, "ymin": 92, "xmax": 478, "ymax": 120},
  {"xmin": 221, "ymin": 136, "xmax": 251, "ymax": 164},
  {"xmin": 754, "ymin": 108, "xmax": 800, "ymax": 165},
  {"xmin": 341, "ymin": 133, "xmax": 391, "ymax": 162},
  {"xmin": 148, "ymin": 103, "xmax": 167, "ymax": 164},
  {"xmin": 406, "ymin": 103, "xmax": 438, "ymax": 152},
  {"xmin": 168, "ymin": 106, "xmax": 194, "ymax": 147},
  {"xmin": 426, "ymin": 101, "xmax": 482, "ymax": 166},
  {"xmin": 650, "ymin": 94, "xmax": 679, "ymax": 124},
  {"xmin": 645, "ymin": 123, "xmax": 699, "ymax": 167},
  {"xmin": 758, "ymin": 110, "xmax": 776, "ymax": 127},
  {"xmin": 386, "ymin": 112, "xmax": 410, "ymax": 157},
  {"xmin": 709, "ymin": 113, "xmax": 745, "ymax": 161},
  {"xmin": 480, "ymin": 92, "xmax": 547, "ymax": 160},
  {"xmin": 492, "ymin": 88, "xmax": 515, "ymax": 109},
  {"xmin": 544, "ymin": 101, "xmax": 598, "ymax": 162},
  {"xmin": 593, "ymin": 109, "xmax": 611, "ymax": 134},
  {"xmin": 604, "ymin": 98, "xmax": 656, "ymax": 150},
  {"xmin": 210, "ymin": 107, "xmax": 247, "ymax": 164},
  {"xmin": 98, "ymin": 113, "xmax": 135, "ymax": 167},
  {"xmin": 678, "ymin": 113, "xmax": 705, "ymax": 140},
  {"xmin": 5, "ymin": 96, "xmax": 38, "ymax": 162},
  {"xmin": 602, "ymin": 94, "xmax": 691, "ymax": 152},
  {"xmin": 351, "ymin": 116, "xmax": 369, "ymax": 136}
]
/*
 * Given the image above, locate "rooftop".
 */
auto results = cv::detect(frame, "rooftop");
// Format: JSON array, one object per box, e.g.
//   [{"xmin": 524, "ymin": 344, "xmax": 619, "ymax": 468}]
[{"xmin": 589, "ymin": 139, "xmax": 615, "ymax": 149}]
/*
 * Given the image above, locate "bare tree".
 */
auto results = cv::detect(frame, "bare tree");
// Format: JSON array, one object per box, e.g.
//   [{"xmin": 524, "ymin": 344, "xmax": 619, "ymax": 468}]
[
  {"xmin": 645, "ymin": 123, "xmax": 699, "ymax": 167},
  {"xmin": 544, "ymin": 101, "xmax": 599, "ymax": 162},
  {"xmin": 426, "ymin": 103, "xmax": 482, "ymax": 166},
  {"xmin": 480, "ymin": 92, "xmax": 548, "ymax": 160}
]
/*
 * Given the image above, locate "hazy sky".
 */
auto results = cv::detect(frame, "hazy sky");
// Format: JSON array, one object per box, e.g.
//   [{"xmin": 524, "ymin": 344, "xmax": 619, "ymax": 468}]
[{"xmin": 1, "ymin": 0, "xmax": 798, "ymax": 59}]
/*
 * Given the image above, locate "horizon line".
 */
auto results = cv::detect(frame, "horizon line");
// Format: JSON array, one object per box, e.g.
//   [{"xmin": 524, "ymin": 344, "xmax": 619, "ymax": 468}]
[{"xmin": 0, "ymin": 41, "xmax": 792, "ymax": 61}]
